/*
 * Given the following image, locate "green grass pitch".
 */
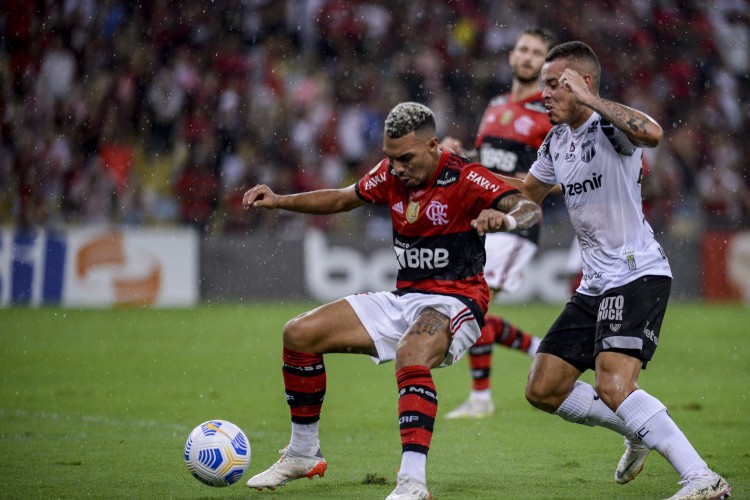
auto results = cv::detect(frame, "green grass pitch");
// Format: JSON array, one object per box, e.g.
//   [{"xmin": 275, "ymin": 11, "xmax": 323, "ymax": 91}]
[{"xmin": 1, "ymin": 302, "xmax": 747, "ymax": 499}]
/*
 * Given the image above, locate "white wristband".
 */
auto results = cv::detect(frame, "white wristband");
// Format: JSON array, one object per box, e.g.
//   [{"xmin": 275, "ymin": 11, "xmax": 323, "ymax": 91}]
[{"xmin": 505, "ymin": 214, "xmax": 517, "ymax": 231}]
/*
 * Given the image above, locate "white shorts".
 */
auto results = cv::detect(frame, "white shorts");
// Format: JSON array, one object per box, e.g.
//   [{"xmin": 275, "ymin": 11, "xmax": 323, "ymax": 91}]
[
  {"xmin": 483, "ymin": 232, "xmax": 538, "ymax": 293},
  {"xmin": 344, "ymin": 291, "xmax": 481, "ymax": 367}
]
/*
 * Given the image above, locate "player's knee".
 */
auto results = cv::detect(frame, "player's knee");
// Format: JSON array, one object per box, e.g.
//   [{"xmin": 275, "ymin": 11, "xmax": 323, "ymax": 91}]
[
  {"xmin": 525, "ymin": 380, "xmax": 559, "ymax": 413},
  {"xmin": 282, "ymin": 315, "xmax": 315, "ymax": 351},
  {"xmin": 594, "ymin": 380, "xmax": 633, "ymax": 411}
]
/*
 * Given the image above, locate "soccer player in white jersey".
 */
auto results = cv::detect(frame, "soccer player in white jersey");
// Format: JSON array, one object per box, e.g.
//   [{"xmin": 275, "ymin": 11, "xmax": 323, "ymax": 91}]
[{"xmin": 507, "ymin": 41, "xmax": 731, "ymax": 500}]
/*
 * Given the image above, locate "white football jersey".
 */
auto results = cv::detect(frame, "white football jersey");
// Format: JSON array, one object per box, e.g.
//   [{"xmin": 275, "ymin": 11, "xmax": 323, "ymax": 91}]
[{"xmin": 530, "ymin": 112, "xmax": 672, "ymax": 295}]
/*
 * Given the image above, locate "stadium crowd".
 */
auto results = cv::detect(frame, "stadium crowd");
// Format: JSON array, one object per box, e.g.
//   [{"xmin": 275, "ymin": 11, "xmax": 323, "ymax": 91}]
[{"xmin": 1, "ymin": 0, "xmax": 748, "ymax": 236}]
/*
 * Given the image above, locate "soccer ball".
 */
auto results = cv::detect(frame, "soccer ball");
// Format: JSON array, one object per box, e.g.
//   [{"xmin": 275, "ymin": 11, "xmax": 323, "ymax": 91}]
[{"xmin": 184, "ymin": 419, "xmax": 251, "ymax": 487}]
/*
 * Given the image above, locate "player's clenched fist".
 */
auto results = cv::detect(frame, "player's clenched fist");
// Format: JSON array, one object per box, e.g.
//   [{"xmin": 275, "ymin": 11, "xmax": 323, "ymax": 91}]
[
  {"xmin": 242, "ymin": 184, "xmax": 279, "ymax": 210},
  {"xmin": 471, "ymin": 208, "xmax": 514, "ymax": 236}
]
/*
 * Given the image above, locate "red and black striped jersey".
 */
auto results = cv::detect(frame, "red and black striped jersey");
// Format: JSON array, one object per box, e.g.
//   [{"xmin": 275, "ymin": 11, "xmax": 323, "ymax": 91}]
[
  {"xmin": 475, "ymin": 92, "xmax": 551, "ymax": 176},
  {"xmin": 355, "ymin": 149, "xmax": 518, "ymax": 318}
]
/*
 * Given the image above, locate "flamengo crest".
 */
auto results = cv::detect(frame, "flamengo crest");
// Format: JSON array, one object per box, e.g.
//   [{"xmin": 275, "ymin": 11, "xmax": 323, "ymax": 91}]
[{"xmin": 425, "ymin": 201, "xmax": 449, "ymax": 225}]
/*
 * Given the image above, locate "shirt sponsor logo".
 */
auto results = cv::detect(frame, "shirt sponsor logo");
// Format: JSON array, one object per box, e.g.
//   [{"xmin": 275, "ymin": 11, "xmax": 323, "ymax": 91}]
[
  {"xmin": 562, "ymin": 172, "xmax": 603, "ymax": 196},
  {"xmin": 597, "ymin": 295, "xmax": 624, "ymax": 322},
  {"xmin": 395, "ymin": 246, "xmax": 449, "ymax": 270},
  {"xmin": 583, "ymin": 271, "xmax": 603, "ymax": 280},
  {"xmin": 467, "ymin": 170, "xmax": 502, "ymax": 192},
  {"xmin": 643, "ymin": 322, "xmax": 658, "ymax": 345},
  {"xmin": 425, "ymin": 201, "xmax": 449, "ymax": 225},
  {"xmin": 364, "ymin": 172, "xmax": 387, "ymax": 191},
  {"xmin": 436, "ymin": 172, "xmax": 459, "ymax": 186},
  {"xmin": 565, "ymin": 142, "xmax": 576, "ymax": 161}
]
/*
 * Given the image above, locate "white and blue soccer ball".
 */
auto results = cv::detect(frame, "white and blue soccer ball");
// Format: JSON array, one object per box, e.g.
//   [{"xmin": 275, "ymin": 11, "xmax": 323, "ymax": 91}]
[{"xmin": 184, "ymin": 419, "xmax": 251, "ymax": 487}]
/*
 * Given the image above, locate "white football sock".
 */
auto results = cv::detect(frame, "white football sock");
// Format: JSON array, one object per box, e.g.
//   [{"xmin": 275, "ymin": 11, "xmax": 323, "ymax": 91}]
[
  {"xmin": 616, "ymin": 389, "xmax": 707, "ymax": 480},
  {"xmin": 399, "ymin": 451, "xmax": 427, "ymax": 485},
  {"xmin": 469, "ymin": 389, "xmax": 492, "ymax": 401},
  {"xmin": 555, "ymin": 380, "xmax": 635, "ymax": 439},
  {"xmin": 528, "ymin": 337, "xmax": 541, "ymax": 357},
  {"xmin": 289, "ymin": 421, "xmax": 320, "ymax": 457}
]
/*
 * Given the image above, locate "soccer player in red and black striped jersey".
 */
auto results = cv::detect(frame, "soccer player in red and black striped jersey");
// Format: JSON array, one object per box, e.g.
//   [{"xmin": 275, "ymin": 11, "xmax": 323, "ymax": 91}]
[
  {"xmin": 442, "ymin": 28, "xmax": 556, "ymax": 419},
  {"xmin": 242, "ymin": 102, "xmax": 541, "ymax": 499}
]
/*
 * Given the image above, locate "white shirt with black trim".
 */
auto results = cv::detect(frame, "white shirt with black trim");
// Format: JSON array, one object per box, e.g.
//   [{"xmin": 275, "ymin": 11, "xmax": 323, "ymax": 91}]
[{"xmin": 530, "ymin": 112, "xmax": 672, "ymax": 296}]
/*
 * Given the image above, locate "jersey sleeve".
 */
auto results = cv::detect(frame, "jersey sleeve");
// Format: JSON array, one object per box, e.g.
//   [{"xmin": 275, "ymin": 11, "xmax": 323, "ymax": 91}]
[
  {"xmin": 460, "ymin": 163, "xmax": 519, "ymax": 210},
  {"xmin": 355, "ymin": 159, "xmax": 392, "ymax": 204},
  {"xmin": 600, "ymin": 118, "xmax": 638, "ymax": 156},
  {"xmin": 529, "ymin": 130, "xmax": 557, "ymax": 185}
]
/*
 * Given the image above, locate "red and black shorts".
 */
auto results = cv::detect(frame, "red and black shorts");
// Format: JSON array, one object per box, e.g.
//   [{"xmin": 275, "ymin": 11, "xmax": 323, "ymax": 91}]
[{"xmin": 537, "ymin": 275, "xmax": 672, "ymax": 372}]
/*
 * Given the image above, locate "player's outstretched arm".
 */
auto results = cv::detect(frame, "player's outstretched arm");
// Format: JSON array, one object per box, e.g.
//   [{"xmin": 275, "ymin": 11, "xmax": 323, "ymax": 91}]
[
  {"xmin": 471, "ymin": 193, "xmax": 542, "ymax": 236},
  {"xmin": 492, "ymin": 172, "xmax": 558, "ymax": 205},
  {"xmin": 243, "ymin": 184, "xmax": 364, "ymax": 215}
]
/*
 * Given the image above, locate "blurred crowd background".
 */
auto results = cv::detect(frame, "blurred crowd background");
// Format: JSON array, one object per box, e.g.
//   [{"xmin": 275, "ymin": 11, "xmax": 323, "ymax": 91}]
[{"xmin": 1, "ymin": 0, "xmax": 748, "ymax": 240}]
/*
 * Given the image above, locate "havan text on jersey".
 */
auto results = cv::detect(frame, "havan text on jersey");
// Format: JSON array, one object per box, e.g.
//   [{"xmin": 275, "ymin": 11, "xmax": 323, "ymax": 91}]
[{"xmin": 466, "ymin": 170, "xmax": 503, "ymax": 192}]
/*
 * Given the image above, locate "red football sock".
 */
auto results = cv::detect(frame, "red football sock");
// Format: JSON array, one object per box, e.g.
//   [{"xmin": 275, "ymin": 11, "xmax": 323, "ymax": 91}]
[
  {"xmin": 396, "ymin": 365, "xmax": 437, "ymax": 455},
  {"xmin": 489, "ymin": 314, "xmax": 533, "ymax": 352},
  {"xmin": 282, "ymin": 347, "xmax": 326, "ymax": 424},
  {"xmin": 467, "ymin": 320, "xmax": 494, "ymax": 391}
]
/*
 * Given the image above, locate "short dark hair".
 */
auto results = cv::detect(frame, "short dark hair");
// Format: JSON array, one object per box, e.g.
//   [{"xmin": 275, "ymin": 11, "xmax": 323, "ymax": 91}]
[
  {"xmin": 521, "ymin": 27, "xmax": 556, "ymax": 49},
  {"xmin": 384, "ymin": 102, "xmax": 436, "ymax": 139},
  {"xmin": 546, "ymin": 41, "xmax": 601, "ymax": 92}
]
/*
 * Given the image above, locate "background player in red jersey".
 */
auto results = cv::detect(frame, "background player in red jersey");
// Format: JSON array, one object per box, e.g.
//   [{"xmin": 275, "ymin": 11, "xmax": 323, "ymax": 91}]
[
  {"xmin": 442, "ymin": 28, "xmax": 557, "ymax": 419},
  {"xmin": 242, "ymin": 102, "xmax": 541, "ymax": 500}
]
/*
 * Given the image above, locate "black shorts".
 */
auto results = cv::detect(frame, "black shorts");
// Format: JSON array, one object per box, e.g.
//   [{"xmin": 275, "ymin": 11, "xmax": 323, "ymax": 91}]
[{"xmin": 537, "ymin": 275, "xmax": 671, "ymax": 372}]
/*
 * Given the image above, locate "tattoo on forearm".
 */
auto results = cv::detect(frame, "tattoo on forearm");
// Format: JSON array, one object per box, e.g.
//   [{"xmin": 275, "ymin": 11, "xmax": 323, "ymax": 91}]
[
  {"xmin": 411, "ymin": 308, "xmax": 449, "ymax": 337},
  {"xmin": 497, "ymin": 195, "xmax": 542, "ymax": 230},
  {"xmin": 599, "ymin": 99, "xmax": 652, "ymax": 138},
  {"xmin": 625, "ymin": 115, "xmax": 649, "ymax": 134}
]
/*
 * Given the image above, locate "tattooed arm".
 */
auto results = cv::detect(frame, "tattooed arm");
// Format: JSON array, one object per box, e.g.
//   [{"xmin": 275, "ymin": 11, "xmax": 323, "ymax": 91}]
[
  {"xmin": 560, "ymin": 68, "xmax": 662, "ymax": 148},
  {"xmin": 585, "ymin": 98, "xmax": 662, "ymax": 148},
  {"xmin": 471, "ymin": 193, "xmax": 542, "ymax": 236}
]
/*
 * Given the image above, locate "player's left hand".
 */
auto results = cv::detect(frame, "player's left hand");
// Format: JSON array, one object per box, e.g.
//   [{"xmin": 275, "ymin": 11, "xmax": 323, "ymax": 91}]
[{"xmin": 471, "ymin": 209, "xmax": 513, "ymax": 236}]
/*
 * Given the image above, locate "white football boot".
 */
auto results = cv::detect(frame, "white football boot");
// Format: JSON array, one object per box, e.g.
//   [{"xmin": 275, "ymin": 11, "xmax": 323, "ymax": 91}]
[
  {"xmin": 615, "ymin": 437, "xmax": 650, "ymax": 484},
  {"xmin": 386, "ymin": 474, "xmax": 432, "ymax": 500},
  {"xmin": 666, "ymin": 471, "xmax": 731, "ymax": 500},
  {"xmin": 246, "ymin": 446, "xmax": 327, "ymax": 491},
  {"xmin": 445, "ymin": 394, "xmax": 495, "ymax": 419}
]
